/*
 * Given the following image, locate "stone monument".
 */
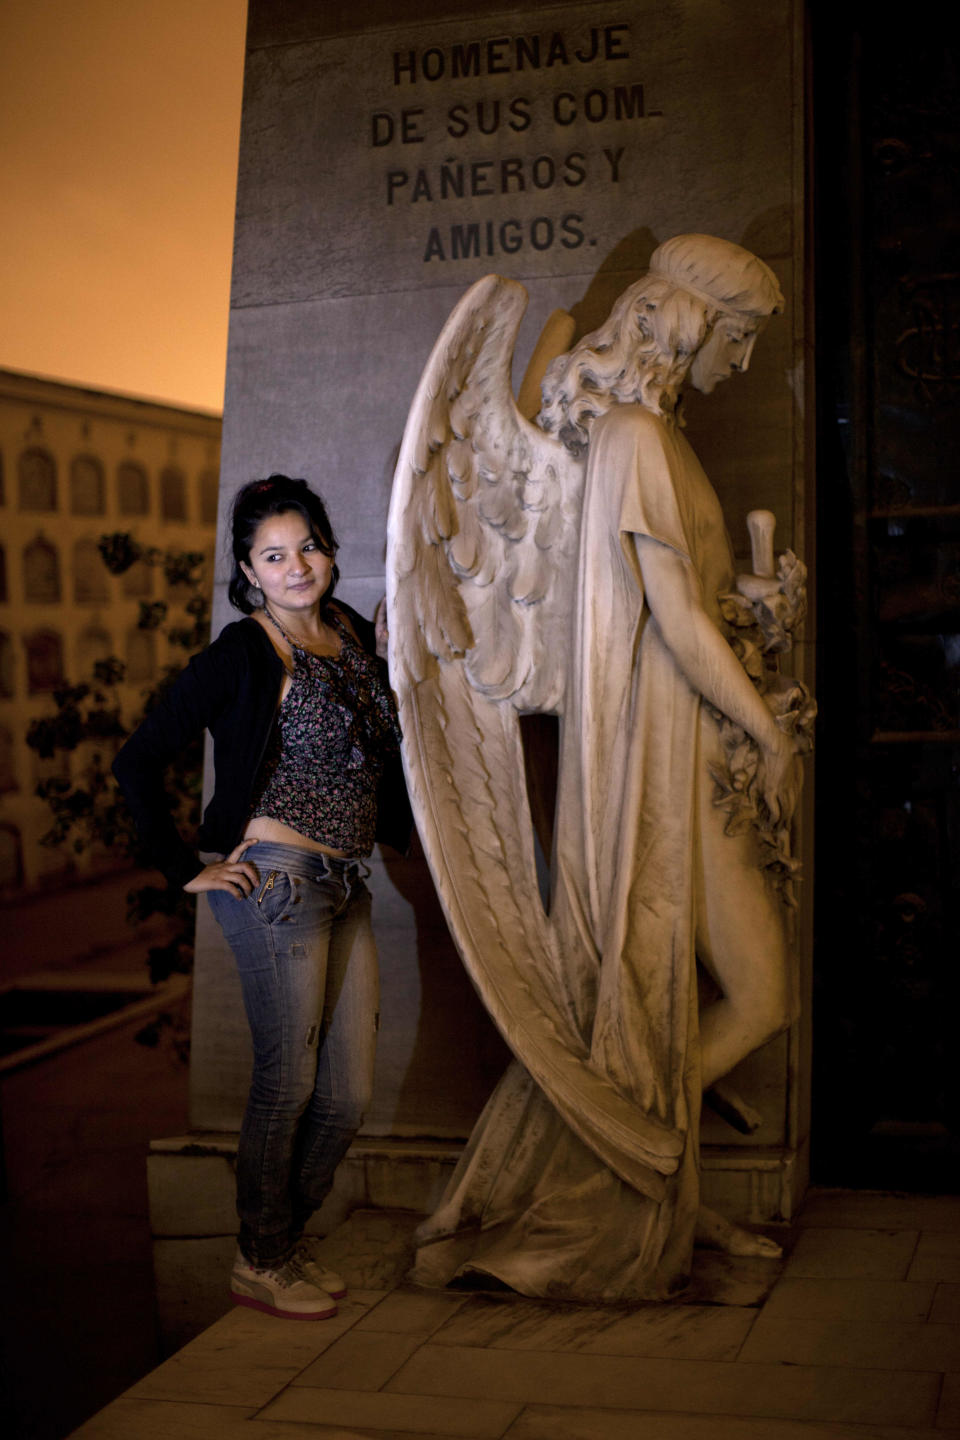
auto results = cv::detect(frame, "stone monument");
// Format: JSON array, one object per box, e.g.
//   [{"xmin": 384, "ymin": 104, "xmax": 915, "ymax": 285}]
[
  {"xmin": 387, "ymin": 235, "xmax": 814, "ymax": 1299},
  {"xmin": 149, "ymin": 0, "xmax": 810, "ymax": 1342}
]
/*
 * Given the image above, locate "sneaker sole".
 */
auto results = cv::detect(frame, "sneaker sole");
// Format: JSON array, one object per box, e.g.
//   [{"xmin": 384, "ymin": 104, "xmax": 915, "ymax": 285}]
[
  {"xmin": 306, "ymin": 1276, "xmax": 347, "ymax": 1299},
  {"xmin": 231, "ymin": 1291, "xmax": 337, "ymax": 1321}
]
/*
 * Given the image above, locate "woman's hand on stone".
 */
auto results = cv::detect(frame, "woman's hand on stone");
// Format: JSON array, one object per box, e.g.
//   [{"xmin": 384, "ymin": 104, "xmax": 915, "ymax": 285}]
[
  {"xmin": 183, "ymin": 839, "xmax": 260, "ymax": 897},
  {"xmin": 374, "ymin": 595, "xmax": 389, "ymax": 661}
]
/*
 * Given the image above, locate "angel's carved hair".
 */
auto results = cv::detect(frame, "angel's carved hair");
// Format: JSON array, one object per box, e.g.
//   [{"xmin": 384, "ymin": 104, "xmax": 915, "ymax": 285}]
[{"xmin": 537, "ymin": 234, "xmax": 784, "ymax": 454}]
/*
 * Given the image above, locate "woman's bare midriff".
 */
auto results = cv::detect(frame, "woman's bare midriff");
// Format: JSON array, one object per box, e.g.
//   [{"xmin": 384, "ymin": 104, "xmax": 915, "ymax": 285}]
[{"xmin": 243, "ymin": 815, "xmax": 350, "ymax": 858}]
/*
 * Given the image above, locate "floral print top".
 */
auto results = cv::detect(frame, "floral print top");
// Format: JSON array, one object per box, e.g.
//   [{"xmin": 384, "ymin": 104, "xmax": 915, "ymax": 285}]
[{"xmin": 249, "ymin": 609, "xmax": 401, "ymax": 856}]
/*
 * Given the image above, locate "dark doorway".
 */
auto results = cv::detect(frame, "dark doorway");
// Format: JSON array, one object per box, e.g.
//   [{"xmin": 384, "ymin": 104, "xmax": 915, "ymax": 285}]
[{"xmin": 812, "ymin": 12, "xmax": 960, "ymax": 1187}]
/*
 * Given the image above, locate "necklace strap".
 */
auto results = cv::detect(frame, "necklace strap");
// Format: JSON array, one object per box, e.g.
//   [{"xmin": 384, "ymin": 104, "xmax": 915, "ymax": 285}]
[
  {"xmin": 262, "ymin": 605, "xmax": 297, "ymax": 648},
  {"xmin": 263, "ymin": 604, "xmax": 341, "ymax": 655}
]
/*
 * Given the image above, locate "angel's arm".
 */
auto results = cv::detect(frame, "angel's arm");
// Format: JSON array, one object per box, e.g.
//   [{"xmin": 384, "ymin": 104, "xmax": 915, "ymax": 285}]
[{"xmin": 634, "ymin": 535, "xmax": 800, "ymax": 825}]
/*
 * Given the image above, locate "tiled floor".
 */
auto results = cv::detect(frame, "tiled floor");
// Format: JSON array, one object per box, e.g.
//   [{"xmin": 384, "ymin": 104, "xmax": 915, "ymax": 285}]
[{"xmin": 71, "ymin": 1192, "xmax": 960, "ymax": 1439}]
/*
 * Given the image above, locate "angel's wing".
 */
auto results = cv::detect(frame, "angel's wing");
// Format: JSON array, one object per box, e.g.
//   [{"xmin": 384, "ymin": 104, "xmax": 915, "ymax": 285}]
[
  {"xmin": 387, "ymin": 275, "xmax": 683, "ymax": 1197},
  {"xmin": 389, "ymin": 275, "xmax": 578, "ymax": 715}
]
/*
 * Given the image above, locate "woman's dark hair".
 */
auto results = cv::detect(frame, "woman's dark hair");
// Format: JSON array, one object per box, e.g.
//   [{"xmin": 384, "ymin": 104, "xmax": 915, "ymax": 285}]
[{"xmin": 227, "ymin": 475, "xmax": 340, "ymax": 613}]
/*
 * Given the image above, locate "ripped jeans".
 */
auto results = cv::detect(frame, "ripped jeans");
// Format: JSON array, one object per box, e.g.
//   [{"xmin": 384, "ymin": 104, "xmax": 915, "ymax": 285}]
[{"xmin": 208, "ymin": 841, "xmax": 379, "ymax": 1267}]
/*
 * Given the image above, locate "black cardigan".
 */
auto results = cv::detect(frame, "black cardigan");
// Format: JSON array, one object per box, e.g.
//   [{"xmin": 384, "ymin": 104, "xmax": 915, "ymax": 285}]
[{"xmin": 112, "ymin": 603, "xmax": 412, "ymax": 890}]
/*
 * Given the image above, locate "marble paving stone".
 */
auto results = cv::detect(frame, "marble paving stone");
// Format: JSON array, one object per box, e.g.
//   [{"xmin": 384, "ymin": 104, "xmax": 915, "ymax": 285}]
[
  {"xmin": 940, "ymin": 1372, "xmax": 960, "ymax": 1429},
  {"xmin": 686, "ymin": 1249, "xmax": 783, "ymax": 1306},
  {"xmin": 799, "ymin": 1192, "xmax": 960, "ymax": 1232},
  {"xmin": 69, "ymin": 1398, "xmax": 319, "ymax": 1438},
  {"xmin": 72, "ymin": 1396, "xmax": 478, "ymax": 1440},
  {"xmin": 293, "ymin": 1330, "xmax": 423, "ymax": 1389},
  {"xmin": 304, "ymin": 1209, "xmax": 421, "ymax": 1291},
  {"xmin": 354, "ymin": 1287, "xmax": 470, "ymax": 1337},
  {"xmin": 386, "ymin": 1344, "xmax": 940, "ymax": 1427},
  {"xmin": 738, "ymin": 1315, "xmax": 960, "ymax": 1370},
  {"xmin": 125, "ymin": 1301, "xmax": 377, "ymax": 1407},
  {"xmin": 307, "ymin": 1430, "xmax": 497, "ymax": 1440},
  {"xmin": 932, "ymin": 1285, "xmax": 960, "ymax": 1323},
  {"xmin": 283, "ymin": 1428, "xmax": 480, "ymax": 1440},
  {"xmin": 908, "ymin": 1232, "xmax": 960, "ymax": 1283},
  {"xmin": 762, "ymin": 1276, "xmax": 936, "ymax": 1322},
  {"xmin": 431, "ymin": 1295, "xmax": 755, "ymax": 1360},
  {"xmin": 580, "ymin": 1303, "xmax": 756, "ymax": 1359},
  {"xmin": 785, "ymin": 1227, "xmax": 919, "ymax": 1280},
  {"xmin": 339, "ymin": 1290, "xmax": 393, "ymax": 1308},
  {"xmin": 504, "ymin": 1406, "xmax": 960, "ymax": 1440},
  {"xmin": 258, "ymin": 1385, "xmax": 522, "ymax": 1437}
]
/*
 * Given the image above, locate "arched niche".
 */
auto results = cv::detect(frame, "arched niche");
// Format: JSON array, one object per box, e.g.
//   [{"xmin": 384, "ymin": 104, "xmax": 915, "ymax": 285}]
[
  {"xmin": 18, "ymin": 448, "xmax": 58, "ymax": 511},
  {"xmin": 74, "ymin": 538, "xmax": 110, "ymax": 603},
  {"xmin": 70, "ymin": 454, "xmax": 106, "ymax": 516},
  {"xmin": 0, "ymin": 823, "xmax": 23, "ymax": 890},
  {"xmin": 118, "ymin": 461, "xmax": 150, "ymax": 516},
  {"xmin": 25, "ymin": 629, "xmax": 63, "ymax": 693},
  {"xmin": 77, "ymin": 626, "xmax": 113, "ymax": 677},
  {"xmin": 200, "ymin": 468, "xmax": 220, "ymax": 526},
  {"xmin": 126, "ymin": 626, "xmax": 156, "ymax": 684},
  {"xmin": 0, "ymin": 631, "xmax": 13, "ymax": 698},
  {"xmin": 32, "ymin": 745, "xmax": 71, "ymax": 787},
  {"xmin": 0, "ymin": 724, "xmax": 16, "ymax": 793},
  {"xmin": 24, "ymin": 537, "xmax": 61, "ymax": 603},
  {"xmin": 160, "ymin": 466, "xmax": 187, "ymax": 522},
  {"xmin": 122, "ymin": 558, "xmax": 153, "ymax": 597}
]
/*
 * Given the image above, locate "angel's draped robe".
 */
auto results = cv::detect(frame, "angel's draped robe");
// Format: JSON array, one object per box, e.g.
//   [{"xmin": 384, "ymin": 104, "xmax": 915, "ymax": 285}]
[{"xmin": 413, "ymin": 403, "xmax": 741, "ymax": 1300}]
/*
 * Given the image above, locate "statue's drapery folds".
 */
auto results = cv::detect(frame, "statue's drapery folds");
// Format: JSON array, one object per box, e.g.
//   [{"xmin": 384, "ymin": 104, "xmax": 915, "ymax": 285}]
[{"xmin": 387, "ymin": 237, "xmax": 811, "ymax": 1300}]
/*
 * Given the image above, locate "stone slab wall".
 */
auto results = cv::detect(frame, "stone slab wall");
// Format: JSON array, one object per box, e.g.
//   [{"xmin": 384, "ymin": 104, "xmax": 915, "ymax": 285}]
[{"xmin": 191, "ymin": 0, "xmax": 809, "ymax": 1183}]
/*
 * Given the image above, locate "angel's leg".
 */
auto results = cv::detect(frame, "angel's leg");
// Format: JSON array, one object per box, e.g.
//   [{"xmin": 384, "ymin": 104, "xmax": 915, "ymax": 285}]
[
  {"xmin": 692, "ymin": 746, "xmax": 793, "ymax": 1259},
  {"xmin": 693, "ymin": 736, "xmax": 796, "ymax": 1092}
]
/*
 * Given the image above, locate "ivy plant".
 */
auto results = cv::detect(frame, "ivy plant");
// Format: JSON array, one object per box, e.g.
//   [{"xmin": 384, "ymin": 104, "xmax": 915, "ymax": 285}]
[{"xmin": 25, "ymin": 533, "xmax": 211, "ymax": 995}]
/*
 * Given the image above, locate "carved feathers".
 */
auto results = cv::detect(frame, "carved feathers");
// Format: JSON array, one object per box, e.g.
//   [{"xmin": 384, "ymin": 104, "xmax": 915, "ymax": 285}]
[
  {"xmin": 387, "ymin": 274, "xmax": 683, "ymax": 1196},
  {"xmin": 388, "ymin": 274, "xmax": 582, "ymax": 715}
]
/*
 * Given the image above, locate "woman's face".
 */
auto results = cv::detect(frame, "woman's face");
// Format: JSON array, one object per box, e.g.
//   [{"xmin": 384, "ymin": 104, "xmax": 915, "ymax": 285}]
[
  {"xmin": 689, "ymin": 314, "xmax": 764, "ymax": 394},
  {"xmin": 240, "ymin": 510, "xmax": 333, "ymax": 617}
]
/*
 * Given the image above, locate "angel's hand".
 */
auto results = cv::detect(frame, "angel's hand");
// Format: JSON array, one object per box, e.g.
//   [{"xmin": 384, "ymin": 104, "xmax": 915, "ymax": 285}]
[{"xmin": 757, "ymin": 730, "xmax": 800, "ymax": 828}]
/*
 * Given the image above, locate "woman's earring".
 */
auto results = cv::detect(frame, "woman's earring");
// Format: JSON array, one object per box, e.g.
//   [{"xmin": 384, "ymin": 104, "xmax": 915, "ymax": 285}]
[{"xmin": 249, "ymin": 577, "xmax": 264, "ymax": 607}]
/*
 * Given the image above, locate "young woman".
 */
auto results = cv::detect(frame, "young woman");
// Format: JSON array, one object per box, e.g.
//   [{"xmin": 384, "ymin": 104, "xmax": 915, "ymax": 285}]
[{"xmin": 113, "ymin": 475, "xmax": 410, "ymax": 1320}]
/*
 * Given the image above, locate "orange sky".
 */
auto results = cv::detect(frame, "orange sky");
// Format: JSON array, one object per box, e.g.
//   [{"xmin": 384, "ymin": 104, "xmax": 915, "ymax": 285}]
[{"xmin": 0, "ymin": 0, "xmax": 247, "ymax": 413}]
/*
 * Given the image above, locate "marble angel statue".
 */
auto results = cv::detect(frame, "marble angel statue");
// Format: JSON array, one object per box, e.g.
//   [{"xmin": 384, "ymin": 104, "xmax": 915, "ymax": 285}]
[{"xmin": 386, "ymin": 234, "xmax": 814, "ymax": 1301}]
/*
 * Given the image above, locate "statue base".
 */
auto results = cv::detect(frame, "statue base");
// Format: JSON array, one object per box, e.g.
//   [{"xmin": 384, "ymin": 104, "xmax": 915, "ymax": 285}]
[{"xmin": 147, "ymin": 1132, "xmax": 805, "ymax": 1351}]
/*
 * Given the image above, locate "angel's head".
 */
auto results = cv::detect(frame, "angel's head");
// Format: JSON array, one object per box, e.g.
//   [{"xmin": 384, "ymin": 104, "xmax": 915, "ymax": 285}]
[{"xmin": 537, "ymin": 234, "xmax": 784, "ymax": 452}]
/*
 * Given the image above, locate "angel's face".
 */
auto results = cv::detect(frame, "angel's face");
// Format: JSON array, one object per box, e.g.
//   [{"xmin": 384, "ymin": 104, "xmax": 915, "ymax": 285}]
[
  {"xmin": 689, "ymin": 314, "xmax": 764, "ymax": 394},
  {"xmin": 240, "ymin": 511, "xmax": 334, "ymax": 617}
]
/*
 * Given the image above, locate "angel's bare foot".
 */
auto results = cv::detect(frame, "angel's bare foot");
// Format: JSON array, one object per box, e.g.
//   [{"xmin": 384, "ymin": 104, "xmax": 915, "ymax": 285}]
[{"xmin": 696, "ymin": 1204, "xmax": 782, "ymax": 1258}]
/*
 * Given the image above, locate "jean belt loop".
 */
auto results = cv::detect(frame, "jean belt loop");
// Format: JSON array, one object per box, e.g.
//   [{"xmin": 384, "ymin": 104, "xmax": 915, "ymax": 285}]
[{"xmin": 343, "ymin": 858, "xmax": 370, "ymax": 893}]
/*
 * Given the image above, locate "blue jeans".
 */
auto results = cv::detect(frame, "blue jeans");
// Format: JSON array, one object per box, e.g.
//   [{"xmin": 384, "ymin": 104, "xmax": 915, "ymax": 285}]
[{"xmin": 209, "ymin": 840, "xmax": 379, "ymax": 1267}]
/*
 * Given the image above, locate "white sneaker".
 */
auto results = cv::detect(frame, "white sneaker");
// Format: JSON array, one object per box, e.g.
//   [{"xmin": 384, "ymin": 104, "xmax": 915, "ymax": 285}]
[
  {"xmin": 230, "ymin": 1249, "xmax": 338, "ymax": 1320},
  {"xmin": 293, "ymin": 1236, "xmax": 348, "ymax": 1298}
]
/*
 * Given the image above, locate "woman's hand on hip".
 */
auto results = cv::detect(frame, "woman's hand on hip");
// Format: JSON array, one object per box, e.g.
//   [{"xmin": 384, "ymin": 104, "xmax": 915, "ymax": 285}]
[{"xmin": 183, "ymin": 839, "xmax": 260, "ymax": 897}]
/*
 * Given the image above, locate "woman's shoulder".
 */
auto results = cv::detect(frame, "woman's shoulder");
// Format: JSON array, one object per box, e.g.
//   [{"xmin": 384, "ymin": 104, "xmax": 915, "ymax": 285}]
[
  {"xmin": 329, "ymin": 600, "xmax": 376, "ymax": 656},
  {"xmin": 211, "ymin": 615, "xmax": 274, "ymax": 652},
  {"xmin": 190, "ymin": 615, "xmax": 280, "ymax": 682}
]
